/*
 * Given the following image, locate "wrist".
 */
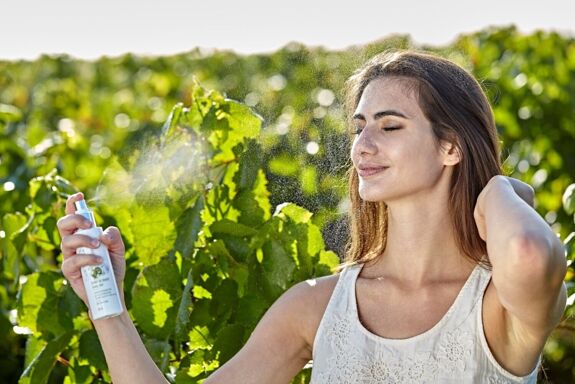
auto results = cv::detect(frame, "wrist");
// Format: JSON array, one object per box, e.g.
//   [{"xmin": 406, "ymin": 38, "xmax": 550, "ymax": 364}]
[
  {"xmin": 91, "ymin": 306, "xmax": 131, "ymax": 329},
  {"xmin": 89, "ymin": 299, "xmax": 128, "ymax": 323},
  {"xmin": 477, "ymin": 176, "xmax": 509, "ymax": 213},
  {"xmin": 486, "ymin": 175, "xmax": 512, "ymax": 193}
]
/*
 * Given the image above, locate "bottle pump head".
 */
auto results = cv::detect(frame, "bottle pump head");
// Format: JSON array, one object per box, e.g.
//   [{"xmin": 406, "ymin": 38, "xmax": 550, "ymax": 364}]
[{"xmin": 74, "ymin": 199, "xmax": 96, "ymax": 225}]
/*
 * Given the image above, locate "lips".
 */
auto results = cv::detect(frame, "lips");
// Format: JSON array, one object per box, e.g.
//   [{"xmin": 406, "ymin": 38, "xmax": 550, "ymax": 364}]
[{"xmin": 357, "ymin": 166, "xmax": 388, "ymax": 177}]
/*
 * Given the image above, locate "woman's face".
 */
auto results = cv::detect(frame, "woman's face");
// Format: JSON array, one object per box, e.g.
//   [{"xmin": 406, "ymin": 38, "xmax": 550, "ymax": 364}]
[{"xmin": 351, "ymin": 77, "xmax": 453, "ymax": 203}]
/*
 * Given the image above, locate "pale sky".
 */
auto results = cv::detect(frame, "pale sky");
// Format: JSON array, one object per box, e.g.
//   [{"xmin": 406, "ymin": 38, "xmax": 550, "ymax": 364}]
[{"xmin": 2, "ymin": 0, "xmax": 573, "ymax": 60}]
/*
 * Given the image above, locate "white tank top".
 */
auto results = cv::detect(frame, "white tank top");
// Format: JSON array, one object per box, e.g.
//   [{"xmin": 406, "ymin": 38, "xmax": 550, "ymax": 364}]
[{"xmin": 309, "ymin": 262, "xmax": 540, "ymax": 383}]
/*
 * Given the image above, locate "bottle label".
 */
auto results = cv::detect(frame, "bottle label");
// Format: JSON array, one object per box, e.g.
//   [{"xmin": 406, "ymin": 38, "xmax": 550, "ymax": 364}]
[
  {"xmin": 77, "ymin": 241, "xmax": 122, "ymax": 318},
  {"xmin": 82, "ymin": 264, "xmax": 117, "ymax": 313}
]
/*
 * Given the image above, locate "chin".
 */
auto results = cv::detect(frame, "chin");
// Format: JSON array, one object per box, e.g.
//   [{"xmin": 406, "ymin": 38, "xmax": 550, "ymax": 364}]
[
  {"xmin": 358, "ymin": 185, "xmax": 404, "ymax": 203},
  {"xmin": 358, "ymin": 190, "xmax": 387, "ymax": 203}
]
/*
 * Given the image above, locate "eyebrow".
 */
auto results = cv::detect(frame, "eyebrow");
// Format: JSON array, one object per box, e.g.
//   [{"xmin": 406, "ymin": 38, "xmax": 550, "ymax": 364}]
[{"xmin": 352, "ymin": 110, "xmax": 409, "ymax": 120}]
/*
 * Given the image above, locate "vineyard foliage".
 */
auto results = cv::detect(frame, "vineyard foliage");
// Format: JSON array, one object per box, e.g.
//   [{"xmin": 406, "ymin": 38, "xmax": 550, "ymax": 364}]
[{"xmin": 1, "ymin": 25, "xmax": 574, "ymax": 383}]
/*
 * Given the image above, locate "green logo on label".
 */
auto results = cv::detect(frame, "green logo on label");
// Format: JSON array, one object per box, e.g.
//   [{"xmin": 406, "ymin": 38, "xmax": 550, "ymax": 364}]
[{"xmin": 91, "ymin": 266, "xmax": 103, "ymax": 279}]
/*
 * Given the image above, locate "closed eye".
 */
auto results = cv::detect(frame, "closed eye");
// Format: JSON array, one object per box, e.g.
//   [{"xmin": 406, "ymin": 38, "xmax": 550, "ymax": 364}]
[{"xmin": 352, "ymin": 126, "xmax": 401, "ymax": 135}]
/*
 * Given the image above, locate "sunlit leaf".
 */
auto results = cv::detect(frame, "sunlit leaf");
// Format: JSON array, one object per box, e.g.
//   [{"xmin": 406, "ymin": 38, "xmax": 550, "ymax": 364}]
[
  {"xmin": 132, "ymin": 258, "xmax": 181, "ymax": 339},
  {"xmin": 19, "ymin": 331, "xmax": 74, "ymax": 384}
]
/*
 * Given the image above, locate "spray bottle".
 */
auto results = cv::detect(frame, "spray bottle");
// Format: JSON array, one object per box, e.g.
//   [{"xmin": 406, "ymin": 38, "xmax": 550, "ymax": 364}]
[{"xmin": 74, "ymin": 199, "xmax": 123, "ymax": 320}]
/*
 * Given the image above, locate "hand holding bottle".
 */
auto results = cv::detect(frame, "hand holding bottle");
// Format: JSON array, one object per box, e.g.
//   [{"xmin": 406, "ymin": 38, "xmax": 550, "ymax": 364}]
[{"xmin": 57, "ymin": 192, "xmax": 126, "ymax": 317}]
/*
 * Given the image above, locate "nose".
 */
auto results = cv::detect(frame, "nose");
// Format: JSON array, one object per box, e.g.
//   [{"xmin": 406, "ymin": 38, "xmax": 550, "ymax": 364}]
[{"xmin": 352, "ymin": 127, "xmax": 378, "ymax": 156}]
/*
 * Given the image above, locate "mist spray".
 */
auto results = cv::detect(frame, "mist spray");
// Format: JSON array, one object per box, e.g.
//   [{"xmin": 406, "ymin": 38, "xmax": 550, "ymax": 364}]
[{"xmin": 74, "ymin": 199, "xmax": 123, "ymax": 320}]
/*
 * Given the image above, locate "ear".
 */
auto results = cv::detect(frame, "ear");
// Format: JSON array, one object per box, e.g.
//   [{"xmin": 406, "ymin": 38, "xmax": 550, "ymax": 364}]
[{"xmin": 440, "ymin": 140, "xmax": 462, "ymax": 166}]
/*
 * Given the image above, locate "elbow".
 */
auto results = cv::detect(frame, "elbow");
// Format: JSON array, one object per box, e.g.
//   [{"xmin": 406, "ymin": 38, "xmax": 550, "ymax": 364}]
[{"xmin": 508, "ymin": 232, "xmax": 567, "ymax": 287}]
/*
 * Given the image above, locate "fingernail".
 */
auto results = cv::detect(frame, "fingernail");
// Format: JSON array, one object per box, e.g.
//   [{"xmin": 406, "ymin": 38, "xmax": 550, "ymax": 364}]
[
  {"xmin": 95, "ymin": 256, "xmax": 103, "ymax": 264},
  {"xmin": 82, "ymin": 221, "xmax": 92, "ymax": 228},
  {"xmin": 91, "ymin": 239, "xmax": 100, "ymax": 247}
]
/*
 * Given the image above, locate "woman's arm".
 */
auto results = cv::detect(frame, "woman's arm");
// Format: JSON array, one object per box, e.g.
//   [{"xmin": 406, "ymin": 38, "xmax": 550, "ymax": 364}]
[
  {"xmin": 474, "ymin": 175, "xmax": 567, "ymax": 334},
  {"xmin": 57, "ymin": 193, "xmax": 168, "ymax": 384},
  {"xmin": 203, "ymin": 280, "xmax": 313, "ymax": 384},
  {"xmin": 91, "ymin": 312, "xmax": 168, "ymax": 384},
  {"xmin": 58, "ymin": 192, "xmax": 311, "ymax": 383}
]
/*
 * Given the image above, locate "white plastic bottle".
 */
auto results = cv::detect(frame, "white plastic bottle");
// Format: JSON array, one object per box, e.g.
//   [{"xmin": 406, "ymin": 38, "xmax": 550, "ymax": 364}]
[{"xmin": 74, "ymin": 199, "xmax": 123, "ymax": 320}]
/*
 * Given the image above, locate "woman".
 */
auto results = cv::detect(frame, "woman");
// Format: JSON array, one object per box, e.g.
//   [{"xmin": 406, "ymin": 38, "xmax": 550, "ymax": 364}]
[{"xmin": 57, "ymin": 51, "xmax": 567, "ymax": 383}]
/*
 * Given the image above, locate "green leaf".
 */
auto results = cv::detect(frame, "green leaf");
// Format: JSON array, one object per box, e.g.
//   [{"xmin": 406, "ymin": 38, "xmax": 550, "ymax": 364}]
[
  {"xmin": 2, "ymin": 212, "xmax": 28, "ymax": 280},
  {"xmin": 229, "ymin": 264, "xmax": 249, "ymax": 298},
  {"xmin": 233, "ymin": 140, "xmax": 262, "ymax": 190},
  {"xmin": 187, "ymin": 325, "xmax": 211, "ymax": 350},
  {"xmin": 174, "ymin": 195, "xmax": 204, "ymax": 259},
  {"xmin": 212, "ymin": 324, "xmax": 245, "ymax": 365},
  {"xmin": 274, "ymin": 202, "xmax": 313, "ymax": 224},
  {"xmin": 563, "ymin": 183, "xmax": 575, "ymax": 215},
  {"xmin": 306, "ymin": 223, "xmax": 325, "ymax": 257},
  {"xmin": 79, "ymin": 330, "xmax": 107, "ymax": 371},
  {"xmin": 210, "ymin": 279, "xmax": 238, "ymax": 318},
  {"xmin": 207, "ymin": 239, "xmax": 237, "ymax": 274},
  {"xmin": 66, "ymin": 359, "xmax": 93, "ymax": 384},
  {"xmin": 175, "ymin": 349, "xmax": 217, "ymax": 382},
  {"xmin": 19, "ymin": 331, "xmax": 74, "ymax": 384},
  {"xmin": 174, "ymin": 268, "xmax": 194, "ymax": 349},
  {"xmin": 564, "ymin": 232, "xmax": 575, "ymax": 263},
  {"xmin": 218, "ymin": 234, "xmax": 251, "ymax": 263},
  {"xmin": 233, "ymin": 190, "xmax": 266, "ymax": 227},
  {"xmin": 28, "ymin": 176, "xmax": 56, "ymax": 211},
  {"xmin": 161, "ymin": 102, "xmax": 184, "ymax": 141},
  {"xmin": 0, "ymin": 103, "xmax": 23, "ymax": 122},
  {"xmin": 210, "ymin": 219, "xmax": 258, "ymax": 237},
  {"xmin": 225, "ymin": 100, "xmax": 262, "ymax": 141},
  {"xmin": 192, "ymin": 285, "xmax": 212, "ymax": 300},
  {"xmin": 252, "ymin": 169, "xmax": 271, "ymax": 221},
  {"xmin": 300, "ymin": 165, "xmax": 318, "ymax": 196},
  {"xmin": 132, "ymin": 258, "xmax": 182, "ymax": 339},
  {"xmin": 17, "ymin": 272, "xmax": 72, "ymax": 337},
  {"xmin": 235, "ymin": 296, "xmax": 268, "ymax": 327},
  {"xmin": 23, "ymin": 335, "xmax": 45, "ymax": 370},
  {"xmin": 261, "ymin": 239, "xmax": 295, "ymax": 290},
  {"xmin": 269, "ymin": 154, "xmax": 299, "ymax": 176},
  {"xmin": 185, "ymin": 349, "xmax": 208, "ymax": 378},
  {"xmin": 130, "ymin": 204, "xmax": 176, "ymax": 265},
  {"xmin": 319, "ymin": 249, "xmax": 341, "ymax": 268},
  {"xmin": 142, "ymin": 336, "xmax": 171, "ymax": 367}
]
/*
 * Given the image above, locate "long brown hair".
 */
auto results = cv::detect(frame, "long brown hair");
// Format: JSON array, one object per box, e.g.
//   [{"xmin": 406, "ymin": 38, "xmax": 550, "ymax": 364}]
[{"xmin": 335, "ymin": 50, "xmax": 502, "ymax": 273}]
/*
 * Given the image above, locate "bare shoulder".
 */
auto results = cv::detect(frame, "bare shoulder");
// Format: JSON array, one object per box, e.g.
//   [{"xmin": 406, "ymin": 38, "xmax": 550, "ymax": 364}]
[
  {"xmin": 204, "ymin": 273, "xmax": 341, "ymax": 384},
  {"xmin": 291, "ymin": 273, "xmax": 341, "ymax": 357}
]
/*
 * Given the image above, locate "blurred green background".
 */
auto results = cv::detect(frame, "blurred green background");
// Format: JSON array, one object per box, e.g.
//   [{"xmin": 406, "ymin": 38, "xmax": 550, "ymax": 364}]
[{"xmin": 1, "ymin": 25, "xmax": 574, "ymax": 383}]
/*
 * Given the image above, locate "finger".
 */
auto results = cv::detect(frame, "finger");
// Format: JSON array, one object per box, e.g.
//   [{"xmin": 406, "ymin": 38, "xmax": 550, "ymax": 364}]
[
  {"xmin": 100, "ymin": 226, "xmax": 125, "ymax": 254},
  {"xmin": 57, "ymin": 213, "xmax": 93, "ymax": 238},
  {"xmin": 61, "ymin": 254, "xmax": 103, "ymax": 279},
  {"xmin": 65, "ymin": 192, "xmax": 85, "ymax": 215},
  {"xmin": 61, "ymin": 234, "xmax": 101, "ymax": 258}
]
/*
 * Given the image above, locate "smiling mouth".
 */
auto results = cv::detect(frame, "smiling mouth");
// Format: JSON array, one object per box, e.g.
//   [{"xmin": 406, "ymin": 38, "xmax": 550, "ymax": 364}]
[{"xmin": 357, "ymin": 167, "xmax": 388, "ymax": 177}]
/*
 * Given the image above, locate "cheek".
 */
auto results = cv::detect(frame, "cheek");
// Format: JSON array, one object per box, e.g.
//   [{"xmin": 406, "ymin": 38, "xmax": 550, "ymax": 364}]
[{"xmin": 397, "ymin": 141, "xmax": 443, "ymax": 176}]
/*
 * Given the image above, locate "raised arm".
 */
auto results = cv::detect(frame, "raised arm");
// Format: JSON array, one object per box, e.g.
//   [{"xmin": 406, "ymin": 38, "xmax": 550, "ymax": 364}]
[
  {"xmin": 474, "ymin": 175, "xmax": 567, "ymax": 334},
  {"xmin": 204, "ymin": 280, "xmax": 313, "ymax": 383},
  {"xmin": 57, "ymin": 193, "xmax": 168, "ymax": 384},
  {"xmin": 58, "ymin": 192, "xmax": 313, "ymax": 384}
]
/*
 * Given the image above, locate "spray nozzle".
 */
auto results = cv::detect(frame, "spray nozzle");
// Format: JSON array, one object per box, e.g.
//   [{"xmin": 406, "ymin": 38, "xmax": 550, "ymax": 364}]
[{"xmin": 74, "ymin": 199, "xmax": 97, "ymax": 226}]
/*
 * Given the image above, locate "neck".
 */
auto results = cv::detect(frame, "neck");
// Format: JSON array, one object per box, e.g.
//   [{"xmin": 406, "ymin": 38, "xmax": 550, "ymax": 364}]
[{"xmin": 362, "ymin": 194, "xmax": 475, "ymax": 287}]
